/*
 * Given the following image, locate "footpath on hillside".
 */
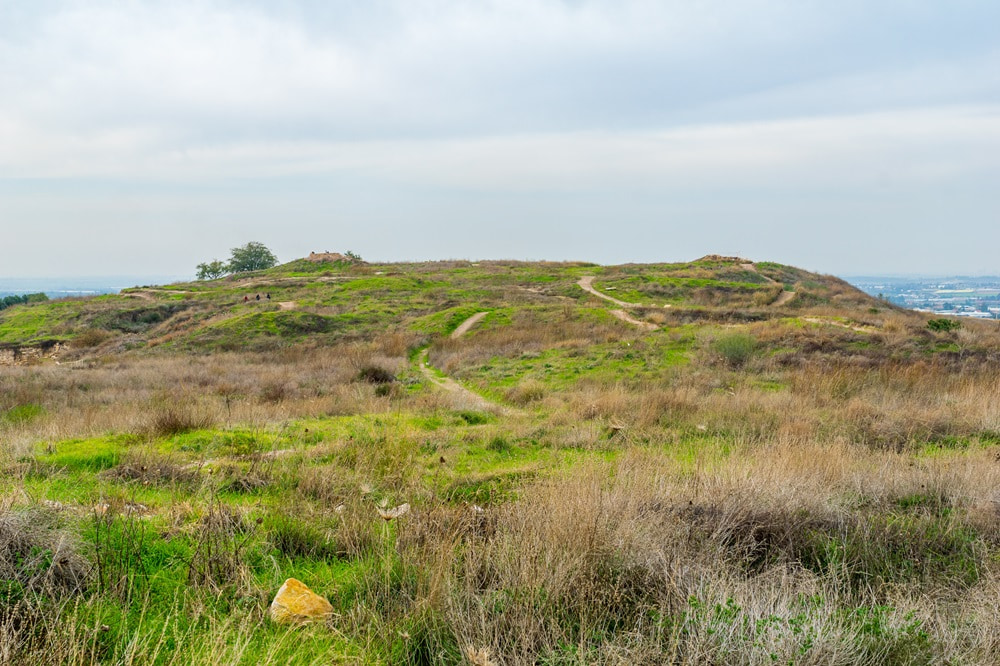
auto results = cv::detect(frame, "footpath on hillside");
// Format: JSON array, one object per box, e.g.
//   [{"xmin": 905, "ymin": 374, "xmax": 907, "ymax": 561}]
[
  {"xmin": 577, "ymin": 276, "xmax": 658, "ymax": 331},
  {"xmin": 418, "ymin": 312, "xmax": 507, "ymax": 413}
]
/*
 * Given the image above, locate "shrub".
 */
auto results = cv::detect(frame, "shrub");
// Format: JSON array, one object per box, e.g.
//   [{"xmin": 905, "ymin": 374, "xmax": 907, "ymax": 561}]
[
  {"xmin": 187, "ymin": 500, "xmax": 260, "ymax": 590},
  {"xmin": 69, "ymin": 328, "xmax": 113, "ymax": 349},
  {"xmin": 505, "ymin": 379, "xmax": 546, "ymax": 405},
  {"xmin": 712, "ymin": 333, "xmax": 757, "ymax": 368},
  {"xmin": 357, "ymin": 365, "xmax": 396, "ymax": 384},
  {"xmin": 141, "ymin": 401, "xmax": 215, "ymax": 438},
  {"xmin": 927, "ymin": 318, "xmax": 961, "ymax": 332},
  {"xmin": 0, "ymin": 507, "xmax": 91, "ymax": 599}
]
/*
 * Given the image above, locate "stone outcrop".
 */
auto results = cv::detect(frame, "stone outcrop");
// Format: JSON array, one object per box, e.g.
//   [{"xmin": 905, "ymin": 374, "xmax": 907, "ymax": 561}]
[
  {"xmin": 306, "ymin": 251, "xmax": 348, "ymax": 263},
  {"xmin": 269, "ymin": 578, "xmax": 333, "ymax": 625},
  {"xmin": 0, "ymin": 343, "xmax": 64, "ymax": 367}
]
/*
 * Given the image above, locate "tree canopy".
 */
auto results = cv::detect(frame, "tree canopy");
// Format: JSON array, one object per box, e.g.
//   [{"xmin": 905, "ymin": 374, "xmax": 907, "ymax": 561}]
[
  {"xmin": 228, "ymin": 242, "xmax": 278, "ymax": 273},
  {"xmin": 195, "ymin": 260, "xmax": 228, "ymax": 281},
  {"xmin": 0, "ymin": 293, "xmax": 47, "ymax": 311},
  {"xmin": 195, "ymin": 242, "xmax": 278, "ymax": 280}
]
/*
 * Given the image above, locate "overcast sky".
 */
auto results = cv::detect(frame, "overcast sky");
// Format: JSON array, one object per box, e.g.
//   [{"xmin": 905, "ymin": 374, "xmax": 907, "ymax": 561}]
[{"xmin": 1, "ymin": 0, "xmax": 998, "ymax": 277}]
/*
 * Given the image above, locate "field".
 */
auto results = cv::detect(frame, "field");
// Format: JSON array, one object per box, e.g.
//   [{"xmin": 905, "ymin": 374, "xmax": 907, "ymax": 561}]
[{"xmin": 2, "ymin": 256, "xmax": 1000, "ymax": 665}]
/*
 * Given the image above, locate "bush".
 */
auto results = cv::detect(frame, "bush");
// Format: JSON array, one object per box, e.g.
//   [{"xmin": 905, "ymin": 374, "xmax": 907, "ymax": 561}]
[
  {"xmin": 357, "ymin": 365, "xmax": 396, "ymax": 384},
  {"xmin": 142, "ymin": 401, "xmax": 215, "ymax": 437},
  {"xmin": 0, "ymin": 507, "xmax": 91, "ymax": 599},
  {"xmin": 927, "ymin": 318, "xmax": 961, "ymax": 332},
  {"xmin": 505, "ymin": 379, "xmax": 546, "ymax": 405},
  {"xmin": 712, "ymin": 333, "xmax": 757, "ymax": 368},
  {"xmin": 70, "ymin": 328, "xmax": 113, "ymax": 349}
]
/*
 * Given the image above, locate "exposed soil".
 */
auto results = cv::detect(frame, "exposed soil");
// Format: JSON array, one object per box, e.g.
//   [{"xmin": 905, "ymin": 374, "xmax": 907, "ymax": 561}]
[
  {"xmin": 451, "ymin": 312, "xmax": 488, "ymax": 339},
  {"xmin": 578, "ymin": 276, "xmax": 658, "ymax": 330}
]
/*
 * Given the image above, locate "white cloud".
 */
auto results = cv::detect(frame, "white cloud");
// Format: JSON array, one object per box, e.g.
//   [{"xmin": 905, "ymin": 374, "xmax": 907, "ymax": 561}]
[
  {"xmin": 3, "ymin": 105, "xmax": 997, "ymax": 194},
  {"xmin": 1, "ymin": 1, "xmax": 998, "ymax": 275}
]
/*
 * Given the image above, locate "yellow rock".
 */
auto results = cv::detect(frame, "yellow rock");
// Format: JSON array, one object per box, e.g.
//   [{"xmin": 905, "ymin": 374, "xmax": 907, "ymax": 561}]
[{"xmin": 269, "ymin": 578, "xmax": 333, "ymax": 625}]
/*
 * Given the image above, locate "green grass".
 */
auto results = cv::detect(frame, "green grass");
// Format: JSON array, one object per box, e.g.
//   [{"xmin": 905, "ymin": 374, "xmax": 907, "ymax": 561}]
[
  {"xmin": 456, "ymin": 327, "xmax": 694, "ymax": 396},
  {"xmin": 34, "ymin": 435, "xmax": 134, "ymax": 472}
]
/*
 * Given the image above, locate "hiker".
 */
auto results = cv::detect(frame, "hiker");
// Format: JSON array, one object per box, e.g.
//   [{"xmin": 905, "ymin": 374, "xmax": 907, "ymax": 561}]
[
  {"xmin": 243, "ymin": 295, "xmax": 248, "ymax": 302},
  {"xmin": 266, "ymin": 293, "xmax": 271, "ymax": 300},
  {"xmin": 256, "ymin": 294, "xmax": 260, "ymax": 301}
]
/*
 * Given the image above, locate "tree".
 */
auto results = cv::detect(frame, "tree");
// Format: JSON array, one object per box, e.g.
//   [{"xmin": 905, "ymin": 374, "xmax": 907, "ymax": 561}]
[
  {"xmin": 227, "ymin": 242, "xmax": 278, "ymax": 273},
  {"xmin": 196, "ymin": 260, "xmax": 228, "ymax": 280},
  {"xmin": 0, "ymin": 293, "xmax": 47, "ymax": 312}
]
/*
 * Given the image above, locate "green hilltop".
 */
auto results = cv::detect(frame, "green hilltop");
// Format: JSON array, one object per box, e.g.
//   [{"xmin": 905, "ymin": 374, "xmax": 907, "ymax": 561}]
[{"xmin": 0, "ymin": 255, "xmax": 882, "ymax": 352}]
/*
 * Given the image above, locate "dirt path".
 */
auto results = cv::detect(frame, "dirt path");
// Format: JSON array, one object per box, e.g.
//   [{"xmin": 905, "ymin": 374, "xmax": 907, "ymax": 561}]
[
  {"xmin": 578, "ymin": 276, "xmax": 636, "ymax": 308},
  {"xmin": 802, "ymin": 317, "xmax": 875, "ymax": 333},
  {"xmin": 609, "ymin": 309, "xmax": 658, "ymax": 331},
  {"xmin": 278, "ymin": 301, "xmax": 297, "ymax": 311},
  {"xmin": 123, "ymin": 288, "xmax": 193, "ymax": 301},
  {"xmin": 773, "ymin": 290, "xmax": 797, "ymax": 306},
  {"xmin": 741, "ymin": 263, "xmax": 798, "ymax": 307},
  {"xmin": 417, "ymin": 311, "xmax": 509, "ymax": 412},
  {"xmin": 418, "ymin": 348, "xmax": 501, "ymax": 412},
  {"xmin": 578, "ymin": 276, "xmax": 658, "ymax": 331},
  {"xmin": 237, "ymin": 275, "xmax": 348, "ymax": 289},
  {"xmin": 451, "ymin": 312, "xmax": 488, "ymax": 339}
]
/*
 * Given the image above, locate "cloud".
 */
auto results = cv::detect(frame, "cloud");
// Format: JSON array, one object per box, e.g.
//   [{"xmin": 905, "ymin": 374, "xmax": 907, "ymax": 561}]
[
  {"xmin": 1, "ymin": 1, "xmax": 998, "ymax": 275},
  {"xmin": 3, "ymin": 104, "xmax": 997, "ymax": 193},
  {"xmin": 3, "ymin": 1, "xmax": 997, "ymax": 144}
]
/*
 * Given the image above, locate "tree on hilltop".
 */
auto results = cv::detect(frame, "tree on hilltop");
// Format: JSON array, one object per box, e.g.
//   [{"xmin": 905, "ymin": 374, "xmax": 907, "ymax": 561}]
[
  {"xmin": 196, "ymin": 260, "xmax": 228, "ymax": 280},
  {"xmin": 195, "ymin": 242, "xmax": 278, "ymax": 280},
  {"xmin": 228, "ymin": 242, "xmax": 278, "ymax": 273}
]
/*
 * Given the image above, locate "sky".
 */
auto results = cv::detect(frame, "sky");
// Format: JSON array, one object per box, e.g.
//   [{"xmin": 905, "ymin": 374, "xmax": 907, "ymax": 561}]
[{"xmin": 1, "ymin": 0, "xmax": 998, "ymax": 278}]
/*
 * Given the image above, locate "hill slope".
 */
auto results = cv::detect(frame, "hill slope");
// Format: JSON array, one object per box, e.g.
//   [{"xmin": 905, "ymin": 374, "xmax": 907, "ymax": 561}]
[
  {"xmin": 0, "ymin": 256, "xmax": 884, "ymax": 352},
  {"xmin": 2, "ymin": 256, "xmax": 1000, "ymax": 664}
]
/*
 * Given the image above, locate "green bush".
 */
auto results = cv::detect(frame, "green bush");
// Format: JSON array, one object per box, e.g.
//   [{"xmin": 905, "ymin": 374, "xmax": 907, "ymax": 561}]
[
  {"xmin": 713, "ymin": 333, "xmax": 757, "ymax": 368},
  {"xmin": 927, "ymin": 318, "xmax": 961, "ymax": 332}
]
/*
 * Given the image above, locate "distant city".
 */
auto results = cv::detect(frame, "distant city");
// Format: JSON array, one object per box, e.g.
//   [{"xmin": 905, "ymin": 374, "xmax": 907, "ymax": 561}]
[{"xmin": 848, "ymin": 276, "xmax": 1000, "ymax": 320}]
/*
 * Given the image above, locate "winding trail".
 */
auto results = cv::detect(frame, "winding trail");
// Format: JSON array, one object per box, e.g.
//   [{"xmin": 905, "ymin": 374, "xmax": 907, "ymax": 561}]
[
  {"xmin": 741, "ymin": 263, "xmax": 797, "ymax": 307},
  {"xmin": 578, "ymin": 276, "xmax": 658, "ymax": 331},
  {"xmin": 418, "ymin": 311, "xmax": 508, "ymax": 413},
  {"xmin": 578, "ymin": 276, "xmax": 637, "ymax": 308}
]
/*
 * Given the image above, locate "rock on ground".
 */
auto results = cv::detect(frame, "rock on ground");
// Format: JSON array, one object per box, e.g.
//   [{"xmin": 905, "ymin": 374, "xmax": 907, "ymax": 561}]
[{"xmin": 269, "ymin": 578, "xmax": 333, "ymax": 625}]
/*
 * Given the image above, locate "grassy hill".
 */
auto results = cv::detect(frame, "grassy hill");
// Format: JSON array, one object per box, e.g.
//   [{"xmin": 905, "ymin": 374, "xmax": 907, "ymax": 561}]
[
  {"xmin": 2, "ymin": 256, "xmax": 1000, "ymax": 664},
  {"xmin": 0, "ymin": 256, "xmax": 877, "ymax": 350}
]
